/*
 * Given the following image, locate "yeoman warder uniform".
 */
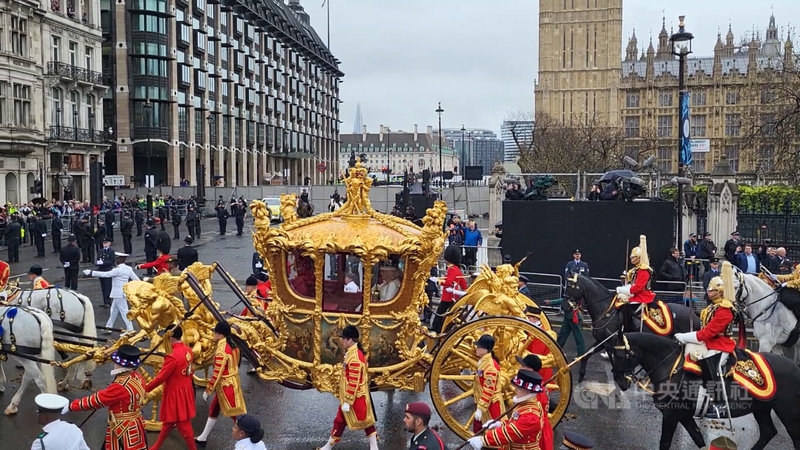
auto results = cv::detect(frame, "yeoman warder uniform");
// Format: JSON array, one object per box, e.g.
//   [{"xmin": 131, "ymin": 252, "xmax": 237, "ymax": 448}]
[{"xmin": 66, "ymin": 345, "xmax": 147, "ymax": 450}]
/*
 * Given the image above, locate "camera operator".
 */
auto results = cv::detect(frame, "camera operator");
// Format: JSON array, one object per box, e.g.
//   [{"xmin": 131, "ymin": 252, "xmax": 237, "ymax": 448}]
[{"xmin": 505, "ymin": 182, "xmax": 525, "ymax": 200}]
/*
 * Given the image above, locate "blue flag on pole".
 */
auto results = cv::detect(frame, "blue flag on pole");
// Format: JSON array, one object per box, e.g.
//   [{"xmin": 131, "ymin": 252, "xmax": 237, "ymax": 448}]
[{"xmin": 679, "ymin": 92, "xmax": 692, "ymax": 166}]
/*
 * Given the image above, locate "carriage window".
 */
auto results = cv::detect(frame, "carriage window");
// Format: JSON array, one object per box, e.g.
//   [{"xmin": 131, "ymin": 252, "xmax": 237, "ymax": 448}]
[
  {"xmin": 287, "ymin": 250, "xmax": 316, "ymax": 299},
  {"xmin": 370, "ymin": 256, "xmax": 405, "ymax": 302},
  {"xmin": 322, "ymin": 253, "xmax": 364, "ymax": 313}
]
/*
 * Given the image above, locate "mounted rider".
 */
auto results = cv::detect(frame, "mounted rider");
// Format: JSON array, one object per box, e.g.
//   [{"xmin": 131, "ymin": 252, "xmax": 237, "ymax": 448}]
[
  {"xmin": 675, "ymin": 261, "xmax": 737, "ymax": 419},
  {"xmin": 766, "ymin": 264, "xmax": 800, "ymax": 315},
  {"xmin": 615, "ymin": 235, "xmax": 655, "ymax": 330}
]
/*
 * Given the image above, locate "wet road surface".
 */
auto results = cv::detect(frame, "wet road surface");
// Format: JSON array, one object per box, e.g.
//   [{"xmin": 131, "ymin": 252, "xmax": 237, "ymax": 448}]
[{"xmin": 0, "ymin": 217, "xmax": 792, "ymax": 449}]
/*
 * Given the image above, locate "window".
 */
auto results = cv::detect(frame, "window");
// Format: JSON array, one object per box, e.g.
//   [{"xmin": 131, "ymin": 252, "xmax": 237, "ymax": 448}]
[
  {"xmin": 69, "ymin": 41, "xmax": 77, "ymax": 66},
  {"xmin": 761, "ymin": 89, "xmax": 775, "ymax": 104},
  {"xmin": 691, "ymin": 91, "xmax": 706, "ymax": 106},
  {"xmin": 322, "ymin": 253, "xmax": 361, "ymax": 312},
  {"xmin": 85, "ymin": 47, "xmax": 93, "ymax": 71},
  {"xmin": 51, "ymin": 36, "xmax": 61, "ymax": 62},
  {"xmin": 658, "ymin": 90, "xmax": 673, "ymax": 107},
  {"xmin": 133, "ymin": 13, "xmax": 167, "ymax": 33},
  {"xmin": 690, "ymin": 152, "xmax": 705, "ymax": 173},
  {"xmin": 13, "ymin": 83, "xmax": 30, "ymax": 127},
  {"xmin": 11, "ymin": 16, "xmax": 28, "ymax": 57},
  {"xmin": 624, "ymin": 116, "xmax": 640, "ymax": 137},
  {"xmin": 70, "ymin": 91, "xmax": 80, "ymax": 127},
  {"xmin": 690, "ymin": 115, "xmax": 706, "ymax": 137},
  {"xmin": 725, "ymin": 91, "xmax": 739, "ymax": 105},
  {"xmin": 657, "ymin": 115, "xmax": 672, "ymax": 137},
  {"xmin": 724, "ymin": 114, "xmax": 740, "ymax": 136},
  {"xmin": 51, "ymin": 88, "xmax": 62, "ymax": 126},
  {"xmin": 625, "ymin": 92, "xmax": 640, "ymax": 108},
  {"xmin": 757, "ymin": 145, "xmax": 774, "ymax": 172},
  {"xmin": 726, "ymin": 145, "xmax": 739, "ymax": 172},
  {"xmin": 657, "ymin": 146, "xmax": 672, "ymax": 173},
  {"xmin": 0, "ymin": 82, "xmax": 7, "ymax": 125},
  {"xmin": 85, "ymin": 94, "xmax": 95, "ymax": 129}
]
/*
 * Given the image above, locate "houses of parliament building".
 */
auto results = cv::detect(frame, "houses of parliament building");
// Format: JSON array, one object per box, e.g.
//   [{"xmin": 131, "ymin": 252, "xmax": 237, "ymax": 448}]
[{"xmin": 534, "ymin": 0, "xmax": 796, "ymax": 175}]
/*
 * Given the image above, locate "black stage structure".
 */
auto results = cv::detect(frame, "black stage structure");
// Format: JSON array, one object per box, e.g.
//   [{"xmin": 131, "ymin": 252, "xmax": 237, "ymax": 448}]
[{"xmin": 502, "ymin": 200, "xmax": 674, "ymax": 279}]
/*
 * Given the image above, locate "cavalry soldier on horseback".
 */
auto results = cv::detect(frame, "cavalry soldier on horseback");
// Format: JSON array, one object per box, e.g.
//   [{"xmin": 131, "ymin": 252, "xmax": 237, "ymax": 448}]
[
  {"xmin": 675, "ymin": 261, "xmax": 737, "ymax": 419},
  {"xmin": 766, "ymin": 264, "xmax": 800, "ymax": 315},
  {"xmin": 615, "ymin": 235, "xmax": 655, "ymax": 330}
]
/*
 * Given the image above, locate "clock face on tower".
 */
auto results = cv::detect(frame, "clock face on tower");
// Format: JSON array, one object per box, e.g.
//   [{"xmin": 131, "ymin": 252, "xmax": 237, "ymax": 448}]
[{"xmin": 683, "ymin": 119, "xmax": 690, "ymax": 138}]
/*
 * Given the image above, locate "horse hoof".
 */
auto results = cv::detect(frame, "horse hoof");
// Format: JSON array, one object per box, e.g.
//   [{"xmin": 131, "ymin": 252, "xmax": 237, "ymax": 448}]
[
  {"xmin": 81, "ymin": 380, "xmax": 92, "ymax": 390},
  {"xmin": 4, "ymin": 405, "xmax": 18, "ymax": 415}
]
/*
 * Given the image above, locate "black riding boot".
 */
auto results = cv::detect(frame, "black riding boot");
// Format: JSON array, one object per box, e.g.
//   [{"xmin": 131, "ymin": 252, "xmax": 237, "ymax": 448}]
[{"xmin": 699, "ymin": 353, "xmax": 730, "ymax": 419}]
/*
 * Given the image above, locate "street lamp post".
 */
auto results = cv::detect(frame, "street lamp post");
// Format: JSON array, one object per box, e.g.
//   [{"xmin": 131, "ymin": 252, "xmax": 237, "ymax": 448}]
[
  {"xmin": 72, "ymin": 105, "xmax": 78, "ymax": 141},
  {"xmin": 385, "ymin": 126, "xmax": 391, "ymax": 210},
  {"xmin": 670, "ymin": 16, "xmax": 694, "ymax": 249},
  {"xmin": 436, "ymin": 102, "xmax": 444, "ymax": 188},
  {"xmin": 143, "ymin": 97, "xmax": 154, "ymax": 215},
  {"xmin": 460, "ymin": 124, "xmax": 465, "ymax": 177}
]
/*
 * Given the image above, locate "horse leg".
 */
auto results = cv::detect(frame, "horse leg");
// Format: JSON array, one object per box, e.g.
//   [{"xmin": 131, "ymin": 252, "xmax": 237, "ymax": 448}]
[
  {"xmin": 751, "ymin": 405, "xmax": 778, "ymax": 450},
  {"xmin": 677, "ymin": 413, "xmax": 705, "ymax": 448},
  {"xmin": 0, "ymin": 364, "xmax": 5, "ymax": 393},
  {"xmin": 658, "ymin": 410, "xmax": 680, "ymax": 450},
  {"xmin": 772, "ymin": 400, "xmax": 800, "ymax": 449},
  {"xmin": 4, "ymin": 361, "xmax": 35, "ymax": 415},
  {"xmin": 59, "ymin": 363, "xmax": 77, "ymax": 392}
]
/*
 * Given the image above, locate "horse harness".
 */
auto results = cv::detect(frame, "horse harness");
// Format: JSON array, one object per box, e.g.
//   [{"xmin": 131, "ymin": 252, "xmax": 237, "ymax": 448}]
[
  {"xmin": 734, "ymin": 272, "xmax": 781, "ymax": 323},
  {"xmin": 0, "ymin": 306, "xmax": 44, "ymax": 357},
  {"xmin": 612, "ymin": 334, "xmax": 686, "ymax": 407},
  {"xmin": 9, "ymin": 287, "xmax": 83, "ymax": 333},
  {"xmin": 565, "ymin": 275, "xmax": 620, "ymax": 330}
]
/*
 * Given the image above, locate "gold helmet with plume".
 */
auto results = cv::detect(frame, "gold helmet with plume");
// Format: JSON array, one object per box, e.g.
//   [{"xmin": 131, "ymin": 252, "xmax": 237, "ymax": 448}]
[
  {"xmin": 629, "ymin": 235, "xmax": 650, "ymax": 268},
  {"xmin": 707, "ymin": 261, "xmax": 735, "ymax": 304}
]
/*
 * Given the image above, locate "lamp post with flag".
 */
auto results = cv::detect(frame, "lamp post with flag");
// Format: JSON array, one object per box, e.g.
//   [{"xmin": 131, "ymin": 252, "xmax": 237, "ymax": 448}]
[{"xmin": 670, "ymin": 16, "xmax": 693, "ymax": 249}]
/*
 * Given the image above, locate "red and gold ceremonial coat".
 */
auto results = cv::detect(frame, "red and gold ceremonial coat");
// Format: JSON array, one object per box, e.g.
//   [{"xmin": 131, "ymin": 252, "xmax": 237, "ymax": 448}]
[
  {"xmin": 206, "ymin": 339, "xmax": 246, "ymax": 416},
  {"xmin": 440, "ymin": 264, "xmax": 467, "ymax": 303},
  {"xmin": 627, "ymin": 267, "xmax": 655, "ymax": 304},
  {"xmin": 69, "ymin": 370, "xmax": 147, "ymax": 450},
  {"xmin": 138, "ymin": 254, "xmax": 170, "ymax": 274},
  {"xmin": 482, "ymin": 397, "xmax": 544, "ymax": 450},
  {"xmin": 241, "ymin": 292, "xmax": 269, "ymax": 317},
  {"xmin": 697, "ymin": 300, "xmax": 736, "ymax": 353},
  {"xmin": 338, "ymin": 344, "xmax": 375, "ymax": 430},
  {"xmin": 474, "ymin": 353, "xmax": 503, "ymax": 420},
  {"xmin": 32, "ymin": 276, "xmax": 50, "ymax": 289},
  {"xmin": 146, "ymin": 340, "xmax": 196, "ymax": 423},
  {"xmin": 0, "ymin": 259, "xmax": 9, "ymax": 288}
]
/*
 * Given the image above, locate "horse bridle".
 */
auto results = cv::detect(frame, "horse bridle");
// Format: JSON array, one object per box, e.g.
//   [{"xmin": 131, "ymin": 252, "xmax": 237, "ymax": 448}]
[
  {"xmin": 734, "ymin": 271, "xmax": 781, "ymax": 323},
  {"xmin": 611, "ymin": 333, "xmax": 685, "ymax": 403},
  {"xmin": 564, "ymin": 276, "xmax": 619, "ymax": 330}
]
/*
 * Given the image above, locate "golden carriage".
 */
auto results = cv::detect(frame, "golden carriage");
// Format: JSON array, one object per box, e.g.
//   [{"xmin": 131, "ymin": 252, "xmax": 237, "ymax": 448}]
[{"xmin": 245, "ymin": 162, "xmax": 573, "ymax": 439}]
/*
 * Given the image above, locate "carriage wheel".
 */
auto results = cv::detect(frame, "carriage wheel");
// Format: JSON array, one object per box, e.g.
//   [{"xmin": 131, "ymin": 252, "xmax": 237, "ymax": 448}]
[{"xmin": 429, "ymin": 316, "xmax": 572, "ymax": 440}]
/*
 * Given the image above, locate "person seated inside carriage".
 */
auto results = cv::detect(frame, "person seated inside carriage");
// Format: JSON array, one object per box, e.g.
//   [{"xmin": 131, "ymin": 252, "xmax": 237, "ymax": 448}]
[{"xmin": 372, "ymin": 260, "xmax": 403, "ymax": 302}]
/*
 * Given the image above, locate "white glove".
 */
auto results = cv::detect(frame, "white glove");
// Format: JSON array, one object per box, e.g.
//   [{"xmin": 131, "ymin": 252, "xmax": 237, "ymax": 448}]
[
  {"xmin": 675, "ymin": 332, "xmax": 699, "ymax": 344},
  {"xmin": 61, "ymin": 404, "xmax": 70, "ymax": 415},
  {"xmin": 429, "ymin": 277, "xmax": 438, "ymax": 283},
  {"xmin": 468, "ymin": 436, "xmax": 484, "ymax": 449},
  {"xmin": 83, "ymin": 269, "xmax": 92, "ymax": 276},
  {"xmin": 781, "ymin": 282, "xmax": 788, "ymax": 288},
  {"xmin": 445, "ymin": 287, "xmax": 467, "ymax": 298},
  {"xmin": 202, "ymin": 391, "xmax": 209, "ymax": 402},
  {"xmin": 96, "ymin": 260, "xmax": 103, "ymax": 265},
  {"xmin": 770, "ymin": 274, "xmax": 779, "ymax": 283},
  {"xmin": 482, "ymin": 421, "xmax": 501, "ymax": 430},
  {"xmin": 616, "ymin": 285, "xmax": 632, "ymax": 296},
  {"xmin": 474, "ymin": 409, "xmax": 482, "ymax": 421},
  {"xmin": 341, "ymin": 403, "xmax": 350, "ymax": 412}
]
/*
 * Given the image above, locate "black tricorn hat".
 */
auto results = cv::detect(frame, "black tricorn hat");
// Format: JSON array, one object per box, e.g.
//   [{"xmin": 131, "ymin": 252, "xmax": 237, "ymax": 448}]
[{"xmin": 341, "ymin": 325, "xmax": 359, "ymax": 340}]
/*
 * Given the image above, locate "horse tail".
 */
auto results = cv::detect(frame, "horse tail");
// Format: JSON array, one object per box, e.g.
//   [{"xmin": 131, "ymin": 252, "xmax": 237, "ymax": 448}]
[
  {"xmin": 73, "ymin": 291, "xmax": 98, "ymax": 373},
  {"xmin": 28, "ymin": 308, "xmax": 57, "ymax": 393}
]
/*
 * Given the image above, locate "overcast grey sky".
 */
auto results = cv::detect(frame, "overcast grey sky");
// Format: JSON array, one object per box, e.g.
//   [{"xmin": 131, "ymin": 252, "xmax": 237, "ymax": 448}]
[{"xmin": 308, "ymin": 1, "xmax": 800, "ymax": 135}]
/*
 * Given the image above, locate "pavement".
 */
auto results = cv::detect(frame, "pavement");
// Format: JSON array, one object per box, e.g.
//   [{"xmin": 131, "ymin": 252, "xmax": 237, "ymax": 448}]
[{"xmin": 0, "ymin": 216, "xmax": 793, "ymax": 449}]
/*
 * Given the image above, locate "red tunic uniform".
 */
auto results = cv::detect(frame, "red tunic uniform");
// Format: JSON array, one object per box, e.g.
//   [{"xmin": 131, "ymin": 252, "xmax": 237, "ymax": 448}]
[
  {"xmin": 69, "ymin": 370, "xmax": 147, "ymax": 450},
  {"xmin": 146, "ymin": 340, "xmax": 195, "ymax": 422},
  {"xmin": 627, "ymin": 267, "xmax": 655, "ymax": 304},
  {"xmin": 697, "ymin": 303, "xmax": 736, "ymax": 353},
  {"xmin": 330, "ymin": 344, "xmax": 376, "ymax": 441},
  {"xmin": 206, "ymin": 339, "xmax": 246, "ymax": 417},
  {"xmin": 473, "ymin": 353, "xmax": 503, "ymax": 432},
  {"xmin": 0, "ymin": 259, "xmax": 9, "ymax": 288},
  {"xmin": 32, "ymin": 276, "xmax": 50, "ymax": 289},
  {"xmin": 482, "ymin": 397, "xmax": 545, "ymax": 450},
  {"xmin": 440, "ymin": 265, "xmax": 467, "ymax": 303},
  {"xmin": 241, "ymin": 293, "xmax": 269, "ymax": 317},
  {"xmin": 138, "ymin": 254, "xmax": 171, "ymax": 274}
]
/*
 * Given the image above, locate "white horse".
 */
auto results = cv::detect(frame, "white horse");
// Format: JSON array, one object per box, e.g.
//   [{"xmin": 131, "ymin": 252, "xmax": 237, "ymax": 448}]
[
  {"xmin": 734, "ymin": 271, "xmax": 800, "ymax": 363},
  {"xmin": 0, "ymin": 306, "xmax": 57, "ymax": 415},
  {"xmin": 2, "ymin": 286, "xmax": 97, "ymax": 389}
]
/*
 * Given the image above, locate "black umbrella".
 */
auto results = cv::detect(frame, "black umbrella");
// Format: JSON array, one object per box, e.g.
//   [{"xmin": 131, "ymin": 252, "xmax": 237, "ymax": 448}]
[{"xmin": 30, "ymin": 197, "xmax": 47, "ymax": 205}]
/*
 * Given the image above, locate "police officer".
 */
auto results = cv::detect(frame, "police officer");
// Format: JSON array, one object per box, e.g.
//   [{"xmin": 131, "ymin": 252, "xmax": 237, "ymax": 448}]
[
  {"xmin": 216, "ymin": 201, "xmax": 229, "ymax": 235},
  {"xmin": 559, "ymin": 430, "xmax": 596, "ymax": 450},
  {"xmin": 403, "ymin": 402, "xmax": 446, "ymax": 450},
  {"xmin": 32, "ymin": 215, "xmax": 47, "ymax": 258},
  {"xmin": 31, "ymin": 393, "xmax": 89, "ymax": 450},
  {"xmin": 60, "ymin": 234, "xmax": 81, "ymax": 290},
  {"xmin": 134, "ymin": 208, "xmax": 144, "ymax": 236},
  {"xmin": 51, "ymin": 214, "xmax": 63, "ymax": 254},
  {"xmin": 93, "ymin": 217, "xmax": 107, "ymax": 257},
  {"xmin": 172, "ymin": 210, "xmax": 182, "ymax": 240},
  {"xmin": 104, "ymin": 208, "xmax": 115, "ymax": 242},
  {"xmin": 185, "ymin": 206, "xmax": 197, "ymax": 241},
  {"xmin": 234, "ymin": 199, "xmax": 246, "ymax": 236},
  {"xmin": 96, "ymin": 237, "xmax": 116, "ymax": 308},
  {"xmin": 5, "ymin": 214, "xmax": 22, "ymax": 262},
  {"xmin": 120, "ymin": 212, "xmax": 134, "ymax": 255},
  {"xmin": 177, "ymin": 236, "xmax": 198, "ymax": 270},
  {"xmin": 564, "ymin": 248, "xmax": 590, "ymax": 280},
  {"xmin": 252, "ymin": 251, "xmax": 266, "ymax": 276},
  {"xmin": 144, "ymin": 219, "xmax": 158, "ymax": 275}
]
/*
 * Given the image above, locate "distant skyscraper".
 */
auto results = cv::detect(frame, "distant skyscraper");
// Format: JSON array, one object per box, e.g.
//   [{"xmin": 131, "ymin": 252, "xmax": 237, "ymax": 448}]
[
  {"xmin": 353, "ymin": 103, "xmax": 364, "ymax": 134},
  {"xmin": 501, "ymin": 121, "xmax": 534, "ymax": 162}
]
